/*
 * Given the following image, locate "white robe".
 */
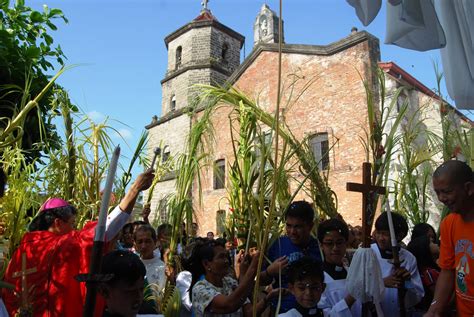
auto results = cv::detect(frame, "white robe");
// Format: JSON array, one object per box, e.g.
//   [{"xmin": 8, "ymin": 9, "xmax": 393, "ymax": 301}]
[
  {"xmin": 318, "ymin": 272, "xmax": 361, "ymax": 317},
  {"xmin": 371, "ymin": 243, "xmax": 424, "ymax": 317},
  {"xmin": 279, "ymin": 307, "xmax": 321, "ymax": 317}
]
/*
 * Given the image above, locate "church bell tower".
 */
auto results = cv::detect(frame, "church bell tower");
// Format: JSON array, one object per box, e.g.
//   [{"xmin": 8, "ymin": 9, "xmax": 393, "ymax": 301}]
[{"xmin": 254, "ymin": 4, "xmax": 284, "ymax": 46}]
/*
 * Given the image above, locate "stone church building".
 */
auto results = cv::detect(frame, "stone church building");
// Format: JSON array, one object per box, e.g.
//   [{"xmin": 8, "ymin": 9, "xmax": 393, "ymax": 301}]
[{"xmin": 145, "ymin": 4, "xmax": 470, "ymax": 235}]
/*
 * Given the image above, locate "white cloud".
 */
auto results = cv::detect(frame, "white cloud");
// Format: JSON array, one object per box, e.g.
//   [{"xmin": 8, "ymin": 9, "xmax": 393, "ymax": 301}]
[
  {"xmin": 87, "ymin": 110, "xmax": 105, "ymax": 122},
  {"xmin": 116, "ymin": 128, "xmax": 133, "ymax": 140}
]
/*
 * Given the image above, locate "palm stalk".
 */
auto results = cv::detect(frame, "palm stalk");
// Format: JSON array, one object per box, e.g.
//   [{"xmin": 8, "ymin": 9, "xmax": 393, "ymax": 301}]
[
  {"xmin": 0, "ymin": 147, "xmax": 42, "ymax": 263},
  {"xmin": 167, "ymin": 99, "xmax": 217, "ymax": 265},
  {"xmin": 252, "ymin": 1, "xmax": 284, "ymax": 313},
  {"xmin": 392, "ymin": 104, "xmax": 437, "ymax": 224},
  {"xmin": 0, "ymin": 67, "xmax": 66, "ymax": 149},
  {"xmin": 116, "ymin": 130, "xmax": 149, "ymax": 202},
  {"xmin": 359, "ymin": 67, "xmax": 409, "ymax": 215}
]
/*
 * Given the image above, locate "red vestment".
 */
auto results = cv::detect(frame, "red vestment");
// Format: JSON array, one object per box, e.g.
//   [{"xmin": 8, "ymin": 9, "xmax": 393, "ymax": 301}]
[{"xmin": 2, "ymin": 221, "xmax": 105, "ymax": 316}]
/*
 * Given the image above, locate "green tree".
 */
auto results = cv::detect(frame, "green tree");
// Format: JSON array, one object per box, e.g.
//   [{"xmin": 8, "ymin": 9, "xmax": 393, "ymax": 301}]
[{"xmin": 0, "ymin": 0, "xmax": 68, "ymax": 163}]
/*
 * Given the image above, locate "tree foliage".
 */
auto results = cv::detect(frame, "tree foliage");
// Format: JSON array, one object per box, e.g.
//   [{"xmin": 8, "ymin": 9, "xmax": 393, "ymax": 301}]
[{"xmin": 0, "ymin": 0, "xmax": 68, "ymax": 161}]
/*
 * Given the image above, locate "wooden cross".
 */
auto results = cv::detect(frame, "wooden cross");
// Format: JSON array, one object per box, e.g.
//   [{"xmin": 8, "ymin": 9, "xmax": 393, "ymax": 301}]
[
  {"xmin": 12, "ymin": 253, "xmax": 37, "ymax": 312},
  {"xmin": 347, "ymin": 162, "xmax": 386, "ymax": 248}
]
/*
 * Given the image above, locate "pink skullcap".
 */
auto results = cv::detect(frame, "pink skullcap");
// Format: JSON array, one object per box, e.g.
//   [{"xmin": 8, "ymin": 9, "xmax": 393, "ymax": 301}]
[{"xmin": 39, "ymin": 198, "xmax": 71, "ymax": 212}]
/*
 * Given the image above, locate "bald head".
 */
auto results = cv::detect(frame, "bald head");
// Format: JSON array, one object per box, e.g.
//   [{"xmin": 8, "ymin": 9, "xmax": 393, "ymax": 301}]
[
  {"xmin": 433, "ymin": 160, "xmax": 473, "ymax": 185},
  {"xmin": 433, "ymin": 160, "xmax": 474, "ymax": 215}
]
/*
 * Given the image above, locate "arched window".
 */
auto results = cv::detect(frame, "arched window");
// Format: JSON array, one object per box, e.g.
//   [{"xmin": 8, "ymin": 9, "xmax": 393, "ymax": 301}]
[
  {"xmin": 170, "ymin": 95, "xmax": 176, "ymax": 111},
  {"xmin": 221, "ymin": 43, "xmax": 229, "ymax": 62},
  {"xmin": 158, "ymin": 197, "xmax": 169, "ymax": 223},
  {"xmin": 309, "ymin": 133, "xmax": 329, "ymax": 170},
  {"xmin": 175, "ymin": 46, "xmax": 182, "ymax": 69},
  {"xmin": 213, "ymin": 159, "xmax": 225, "ymax": 189},
  {"xmin": 216, "ymin": 209, "xmax": 226, "ymax": 237},
  {"xmin": 162, "ymin": 146, "xmax": 170, "ymax": 162}
]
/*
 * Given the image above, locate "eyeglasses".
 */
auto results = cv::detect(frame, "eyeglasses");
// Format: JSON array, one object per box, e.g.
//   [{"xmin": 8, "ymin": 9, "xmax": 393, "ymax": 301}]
[
  {"xmin": 294, "ymin": 282, "xmax": 324, "ymax": 292},
  {"xmin": 321, "ymin": 240, "xmax": 346, "ymax": 248}
]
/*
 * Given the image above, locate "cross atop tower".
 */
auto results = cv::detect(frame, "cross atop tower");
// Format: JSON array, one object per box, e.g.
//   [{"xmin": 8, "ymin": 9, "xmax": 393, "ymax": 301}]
[{"xmin": 201, "ymin": 0, "xmax": 209, "ymax": 11}]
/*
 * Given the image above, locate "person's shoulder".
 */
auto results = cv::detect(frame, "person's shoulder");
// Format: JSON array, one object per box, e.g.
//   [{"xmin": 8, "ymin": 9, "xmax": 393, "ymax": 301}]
[
  {"xmin": 278, "ymin": 308, "xmax": 301, "ymax": 317},
  {"xmin": 400, "ymin": 247, "xmax": 417, "ymax": 262},
  {"xmin": 309, "ymin": 236, "xmax": 320, "ymax": 247},
  {"xmin": 370, "ymin": 242, "xmax": 379, "ymax": 252},
  {"xmin": 273, "ymin": 236, "xmax": 291, "ymax": 244},
  {"xmin": 442, "ymin": 213, "xmax": 461, "ymax": 225},
  {"xmin": 151, "ymin": 256, "xmax": 165, "ymax": 265},
  {"xmin": 177, "ymin": 270, "xmax": 192, "ymax": 280},
  {"xmin": 268, "ymin": 236, "xmax": 291, "ymax": 252},
  {"xmin": 20, "ymin": 230, "xmax": 55, "ymax": 243},
  {"xmin": 223, "ymin": 275, "xmax": 238, "ymax": 288},
  {"xmin": 194, "ymin": 278, "xmax": 211, "ymax": 289}
]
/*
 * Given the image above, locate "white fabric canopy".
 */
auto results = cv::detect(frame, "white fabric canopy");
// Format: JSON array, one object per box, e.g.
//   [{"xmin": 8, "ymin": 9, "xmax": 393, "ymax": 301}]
[
  {"xmin": 437, "ymin": 0, "xmax": 474, "ymax": 109},
  {"xmin": 346, "ymin": 0, "xmax": 381, "ymax": 26},
  {"xmin": 385, "ymin": 0, "xmax": 446, "ymax": 51},
  {"xmin": 347, "ymin": 0, "xmax": 474, "ymax": 109}
]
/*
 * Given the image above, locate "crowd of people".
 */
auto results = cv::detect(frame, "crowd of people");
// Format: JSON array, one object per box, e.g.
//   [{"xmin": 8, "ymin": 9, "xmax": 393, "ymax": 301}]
[{"xmin": 0, "ymin": 159, "xmax": 472, "ymax": 317}]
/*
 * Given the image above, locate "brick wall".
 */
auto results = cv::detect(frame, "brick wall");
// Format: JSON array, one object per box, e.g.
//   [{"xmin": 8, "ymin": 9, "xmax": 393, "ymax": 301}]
[{"xmin": 192, "ymin": 39, "xmax": 380, "ymax": 233}]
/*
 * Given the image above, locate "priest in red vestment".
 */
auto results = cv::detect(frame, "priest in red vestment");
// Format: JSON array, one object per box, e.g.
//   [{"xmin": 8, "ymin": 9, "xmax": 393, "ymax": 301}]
[{"xmin": 2, "ymin": 169, "xmax": 154, "ymax": 317}]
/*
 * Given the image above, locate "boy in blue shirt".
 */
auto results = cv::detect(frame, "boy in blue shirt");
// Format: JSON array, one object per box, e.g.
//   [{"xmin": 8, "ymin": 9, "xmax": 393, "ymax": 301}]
[{"xmin": 262, "ymin": 201, "xmax": 323, "ymax": 313}]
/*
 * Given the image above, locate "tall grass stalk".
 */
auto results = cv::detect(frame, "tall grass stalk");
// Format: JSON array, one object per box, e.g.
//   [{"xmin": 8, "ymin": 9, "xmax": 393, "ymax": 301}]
[
  {"xmin": 392, "ymin": 104, "xmax": 437, "ymax": 224},
  {"xmin": 359, "ymin": 68, "xmax": 408, "ymax": 220},
  {"xmin": 0, "ymin": 67, "xmax": 66, "ymax": 149},
  {"xmin": 0, "ymin": 147, "xmax": 41, "ymax": 261}
]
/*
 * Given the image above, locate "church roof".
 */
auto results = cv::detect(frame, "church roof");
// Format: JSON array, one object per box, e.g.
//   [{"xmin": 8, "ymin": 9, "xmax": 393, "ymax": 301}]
[
  {"xmin": 229, "ymin": 30, "xmax": 378, "ymax": 85},
  {"xmin": 164, "ymin": 11, "xmax": 244, "ymax": 49},
  {"xmin": 194, "ymin": 9, "xmax": 218, "ymax": 22},
  {"xmin": 379, "ymin": 61, "xmax": 472, "ymax": 125}
]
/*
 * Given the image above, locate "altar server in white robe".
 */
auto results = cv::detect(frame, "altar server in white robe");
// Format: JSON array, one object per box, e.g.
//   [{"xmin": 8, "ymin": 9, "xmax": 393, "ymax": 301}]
[
  {"xmin": 372, "ymin": 212, "xmax": 424, "ymax": 317},
  {"xmin": 317, "ymin": 218, "xmax": 361, "ymax": 317}
]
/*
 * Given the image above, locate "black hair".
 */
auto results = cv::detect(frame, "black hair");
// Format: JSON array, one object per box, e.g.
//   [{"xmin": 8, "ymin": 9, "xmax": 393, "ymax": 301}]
[
  {"xmin": 28, "ymin": 205, "xmax": 77, "ymax": 232},
  {"xmin": 375, "ymin": 212, "xmax": 408, "ymax": 241},
  {"xmin": 133, "ymin": 224, "xmax": 157, "ymax": 242},
  {"xmin": 122, "ymin": 222, "xmax": 134, "ymax": 233},
  {"xmin": 188, "ymin": 239, "xmax": 225, "ymax": 299},
  {"xmin": 407, "ymin": 236, "xmax": 439, "ymax": 272},
  {"xmin": 285, "ymin": 201, "xmax": 314, "ymax": 223},
  {"xmin": 433, "ymin": 160, "xmax": 473, "ymax": 184},
  {"xmin": 100, "ymin": 250, "xmax": 146, "ymax": 286},
  {"xmin": 181, "ymin": 237, "xmax": 207, "ymax": 271},
  {"xmin": 133, "ymin": 220, "xmax": 147, "ymax": 227},
  {"xmin": 411, "ymin": 223, "xmax": 437, "ymax": 243},
  {"xmin": 317, "ymin": 218, "xmax": 349, "ymax": 242},
  {"xmin": 215, "ymin": 237, "xmax": 226, "ymax": 245},
  {"xmin": 157, "ymin": 223, "xmax": 172, "ymax": 237},
  {"xmin": 287, "ymin": 256, "xmax": 324, "ymax": 284}
]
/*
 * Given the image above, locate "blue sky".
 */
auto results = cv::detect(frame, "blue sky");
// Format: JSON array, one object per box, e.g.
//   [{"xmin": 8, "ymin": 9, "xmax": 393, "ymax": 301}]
[{"xmin": 30, "ymin": 0, "xmax": 460, "ymax": 171}]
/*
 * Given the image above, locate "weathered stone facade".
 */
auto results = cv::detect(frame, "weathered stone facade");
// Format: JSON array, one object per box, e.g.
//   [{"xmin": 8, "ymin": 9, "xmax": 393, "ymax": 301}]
[
  {"xmin": 254, "ymin": 3, "xmax": 283, "ymax": 45},
  {"xmin": 145, "ymin": 9, "xmax": 244, "ymax": 226}
]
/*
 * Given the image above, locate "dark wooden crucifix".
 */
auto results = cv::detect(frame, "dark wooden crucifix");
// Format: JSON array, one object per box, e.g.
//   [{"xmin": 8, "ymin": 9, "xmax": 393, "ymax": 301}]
[
  {"xmin": 12, "ymin": 253, "xmax": 37, "ymax": 315},
  {"xmin": 347, "ymin": 162, "xmax": 386, "ymax": 247},
  {"xmin": 347, "ymin": 162, "xmax": 386, "ymax": 317}
]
